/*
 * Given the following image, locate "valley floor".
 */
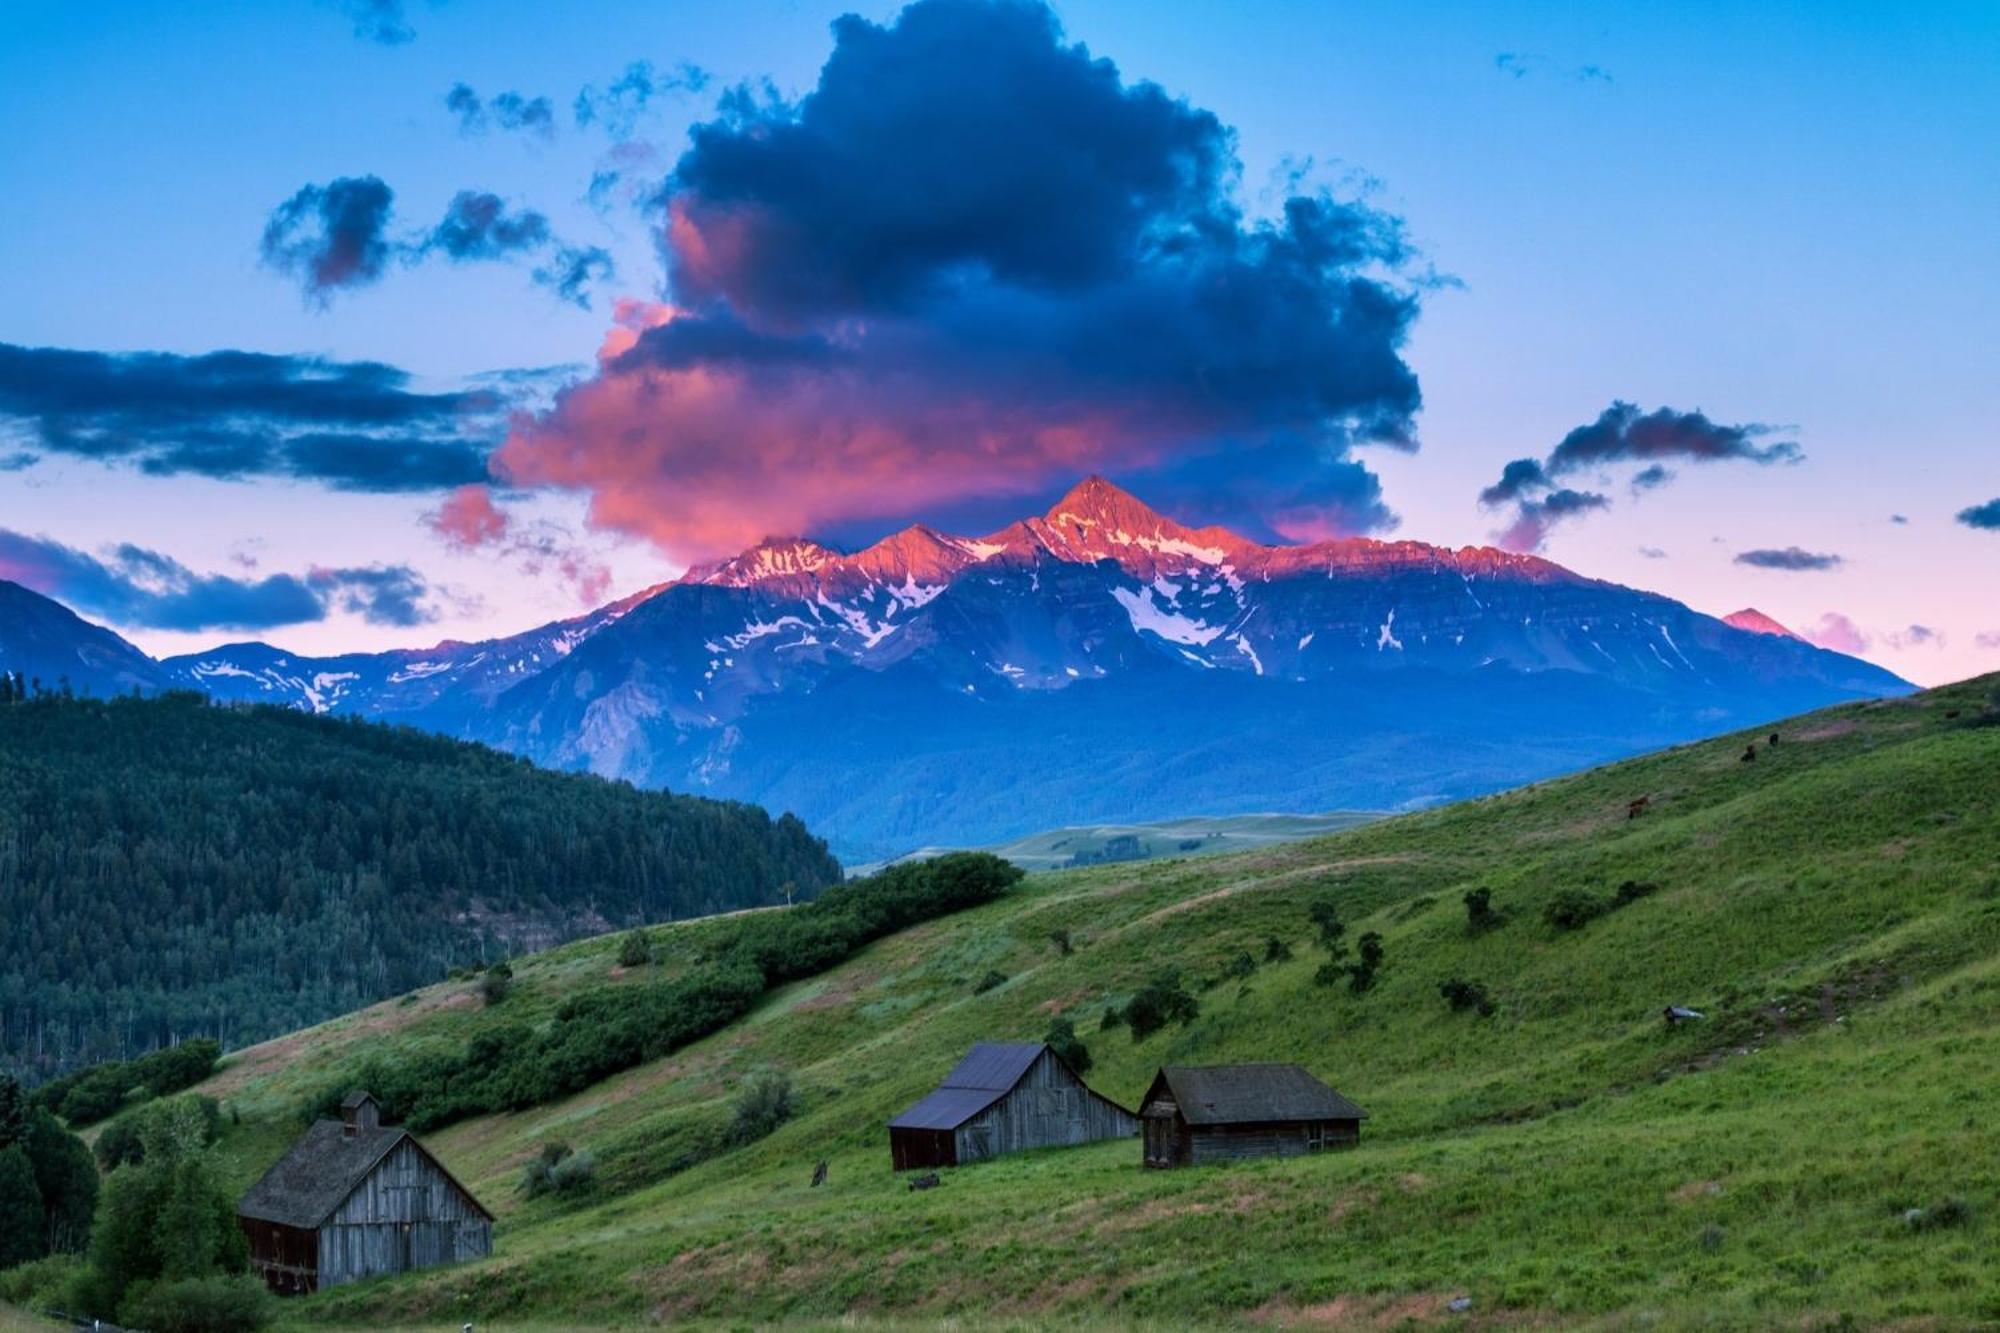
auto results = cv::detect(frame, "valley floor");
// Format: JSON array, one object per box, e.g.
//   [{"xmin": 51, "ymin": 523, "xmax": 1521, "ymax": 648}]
[{"xmin": 103, "ymin": 676, "xmax": 2000, "ymax": 1329}]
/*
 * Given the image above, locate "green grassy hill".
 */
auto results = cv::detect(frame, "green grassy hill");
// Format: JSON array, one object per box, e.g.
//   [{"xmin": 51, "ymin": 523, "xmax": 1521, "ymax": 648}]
[
  {"xmin": 853, "ymin": 808, "xmax": 1386, "ymax": 876},
  {"xmin": 120, "ymin": 676, "xmax": 2000, "ymax": 1327}
]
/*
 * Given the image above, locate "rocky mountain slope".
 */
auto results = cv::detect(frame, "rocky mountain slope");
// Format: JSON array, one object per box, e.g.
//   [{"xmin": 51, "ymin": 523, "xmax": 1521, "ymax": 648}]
[{"xmin": 0, "ymin": 480, "xmax": 1911, "ymax": 860}]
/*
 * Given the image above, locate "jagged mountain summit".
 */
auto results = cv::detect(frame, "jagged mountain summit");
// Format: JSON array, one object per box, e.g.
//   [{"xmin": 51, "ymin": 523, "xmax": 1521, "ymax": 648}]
[{"xmin": 0, "ymin": 480, "xmax": 1910, "ymax": 860}]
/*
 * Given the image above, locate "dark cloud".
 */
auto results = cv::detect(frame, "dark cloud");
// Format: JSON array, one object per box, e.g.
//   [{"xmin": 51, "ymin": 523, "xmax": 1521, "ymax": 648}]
[
  {"xmin": 1638, "ymin": 546, "xmax": 1668, "ymax": 559},
  {"xmin": 260, "ymin": 176, "xmax": 396, "ymax": 305},
  {"xmin": 0, "ymin": 342, "xmax": 497, "ymax": 492},
  {"xmin": 1957, "ymin": 498, "xmax": 2000, "ymax": 530},
  {"xmin": 422, "ymin": 191, "xmax": 552, "ymax": 259},
  {"xmin": 262, "ymin": 179, "xmax": 612, "ymax": 307},
  {"xmin": 1493, "ymin": 488, "xmax": 1611, "ymax": 553},
  {"xmin": 0, "ymin": 529, "xmax": 437, "ymax": 632},
  {"xmin": 1890, "ymin": 513, "xmax": 1909, "ymax": 525},
  {"xmin": 1478, "ymin": 457, "xmax": 1550, "ymax": 506},
  {"xmin": 1480, "ymin": 401, "xmax": 1801, "ymax": 551},
  {"xmin": 1887, "ymin": 624, "xmax": 1942, "ymax": 649},
  {"xmin": 1630, "ymin": 463, "xmax": 1674, "ymax": 493},
  {"xmin": 499, "ymin": 0, "xmax": 1426, "ymax": 558},
  {"xmin": 574, "ymin": 60, "xmax": 710, "ymax": 136},
  {"xmin": 1548, "ymin": 402, "xmax": 1799, "ymax": 474},
  {"xmin": 1734, "ymin": 546, "xmax": 1843, "ymax": 571},
  {"xmin": 446, "ymin": 83, "xmax": 557, "ymax": 139},
  {"xmin": 308, "ymin": 564, "xmax": 434, "ymax": 627},
  {"xmin": 338, "ymin": 0, "xmax": 413, "ymax": 44},
  {"xmin": 533, "ymin": 245, "xmax": 617, "ymax": 309}
]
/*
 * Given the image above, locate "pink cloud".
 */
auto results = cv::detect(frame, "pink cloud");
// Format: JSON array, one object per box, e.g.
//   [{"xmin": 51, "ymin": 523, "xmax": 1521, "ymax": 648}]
[
  {"xmin": 1800, "ymin": 611, "xmax": 1870, "ymax": 655},
  {"xmin": 425, "ymin": 483, "xmax": 510, "ymax": 550},
  {"xmin": 422, "ymin": 482, "xmax": 612, "ymax": 606}
]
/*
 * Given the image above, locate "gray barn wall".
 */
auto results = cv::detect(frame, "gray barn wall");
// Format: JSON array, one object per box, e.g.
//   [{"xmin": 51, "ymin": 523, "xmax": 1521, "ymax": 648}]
[
  {"xmin": 1188, "ymin": 1120, "xmax": 1361, "ymax": 1165},
  {"xmin": 951, "ymin": 1049, "xmax": 1137, "ymax": 1164},
  {"xmin": 317, "ymin": 1139, "xmax": 491, "ymax": 1287}
]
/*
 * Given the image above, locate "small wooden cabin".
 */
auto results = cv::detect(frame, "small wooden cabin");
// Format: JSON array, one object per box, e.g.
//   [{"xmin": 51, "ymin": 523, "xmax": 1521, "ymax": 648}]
[
  {"xmin": 888, "ymin": 1042, "xmax": 1137, "ymax": 1170},
  {"xmin": 237, "ymin": 1092, "xmax": 493, "ymax": 1294},
  {"xmin": 1139, "ymin": 1064, "xmax": 1366, "ymax": 1168}
]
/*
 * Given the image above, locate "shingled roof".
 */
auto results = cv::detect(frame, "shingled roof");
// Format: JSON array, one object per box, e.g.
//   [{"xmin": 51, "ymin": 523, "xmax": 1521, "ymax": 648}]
[
  {"xmin": 1150, "ymin": 1064, "xmax": 1367, "ymax": 1125},
  {"xmin": 237, "ymin": 1118, "xmax": 493, "ymax": 1229}
]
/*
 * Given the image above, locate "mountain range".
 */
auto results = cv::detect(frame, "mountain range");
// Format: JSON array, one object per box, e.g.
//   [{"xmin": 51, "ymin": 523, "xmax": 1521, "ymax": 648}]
[{"xmin": 0, "ymin": 478, "xmax": 1910, "ymax": 860}]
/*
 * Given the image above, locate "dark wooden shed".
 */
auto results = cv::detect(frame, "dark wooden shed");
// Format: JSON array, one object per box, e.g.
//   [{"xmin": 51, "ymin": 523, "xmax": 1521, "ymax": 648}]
[
  {"xmin": 888, "ymin": 1042, "xmax": 1137, "ymax": 1170},
  {"xmin": 237, "ymin": 1092, "xmax": 493, "ymax": 1295},
  {"xmin": 1139, "ymin": 1064, "xmax": 1366, "ymax": 1167}
]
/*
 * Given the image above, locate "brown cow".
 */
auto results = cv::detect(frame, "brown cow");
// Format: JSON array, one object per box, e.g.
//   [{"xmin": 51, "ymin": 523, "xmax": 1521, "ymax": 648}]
[
  {"xmin": 1740, "ymin": 745, "xmax": 1756, "ymax": 763},
  {"xmin": 1627, "ymin": 797, "xmax": 1650, "ymax": 820}
]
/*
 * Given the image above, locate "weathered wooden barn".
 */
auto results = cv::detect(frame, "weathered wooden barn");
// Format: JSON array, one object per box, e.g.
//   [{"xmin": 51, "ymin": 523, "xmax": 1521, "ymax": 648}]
[
  {"xmin": 236, "ymin": 1092, "xmax": 492, "ymax": 1294},
  {"xmin": 888, "ymin": 1042, "xmax": 1137, "ymax": 1170},
  {"xmin": 1139, "ymin": 1064, "xmax": 1366, "ymax": 1167}
]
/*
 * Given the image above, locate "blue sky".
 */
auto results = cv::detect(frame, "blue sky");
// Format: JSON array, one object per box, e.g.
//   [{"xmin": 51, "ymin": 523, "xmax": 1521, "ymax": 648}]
[{"xmin": 0, "ymin": 0, "xmax": 1995, "ymax": 682}]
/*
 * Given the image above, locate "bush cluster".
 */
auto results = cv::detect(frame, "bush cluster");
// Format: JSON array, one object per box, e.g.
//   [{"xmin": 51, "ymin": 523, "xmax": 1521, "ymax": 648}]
[
  {"xmin": 1121, "ymin": 971, "xmax": 1199, "ymax": 1041},
  {"xmin": 1044, "ymin": 1017, "xmax": 1092, "ymax": 1075},
  {"xmin": 1543, "ymin": 880, "xmax": 1662, "ymax": 932},
  {"xmin": 519, "ymin": 1142, "xmax": 597, "ymax": 1199},
  {"xmin": 305, "ymin": 853, "xmax": 1022, "ymax": 1132},
  {"xmin": 1463, "ymin": 887, "xmax": 1504, "ymax": 935},
  {"xmin": 32, "ymin": 1041, "xmax": 219, "ymax": 1128},
  {"xmin": 1439, "ymin": 977, "xmax": 1496, "ymax": 1017}
]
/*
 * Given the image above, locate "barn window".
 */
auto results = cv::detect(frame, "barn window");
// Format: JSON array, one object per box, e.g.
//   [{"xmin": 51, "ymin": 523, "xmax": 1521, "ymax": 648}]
[{"xmin": 1306, "ymin": 1124, "xmax": 1327, "ymax": 1151}]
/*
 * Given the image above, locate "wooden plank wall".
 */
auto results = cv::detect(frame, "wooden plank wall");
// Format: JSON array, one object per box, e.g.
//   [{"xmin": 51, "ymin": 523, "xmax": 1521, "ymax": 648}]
[
  {"xmin": 317, "ymin": 1139, "xmax": 491, "ymax": 1287},
  {"xmin": 952, "ymin": 1049, "xmax": 1137, "ymax": 1164}
]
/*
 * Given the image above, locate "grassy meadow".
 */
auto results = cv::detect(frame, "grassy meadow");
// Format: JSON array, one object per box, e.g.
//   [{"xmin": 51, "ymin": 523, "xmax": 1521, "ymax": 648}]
[{"xmin": 78, "ymin": 674, "xmax": 2000, "ymax": 1329}]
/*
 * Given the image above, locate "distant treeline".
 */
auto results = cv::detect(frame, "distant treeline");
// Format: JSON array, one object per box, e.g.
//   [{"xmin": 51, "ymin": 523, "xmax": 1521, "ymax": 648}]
[
  {"xmin": 310, "ymin": 852, "xmax": 1024, "ymax": 1131},
  {"xmin": 0, "ymin": 690, "xmax": 842, "ymax": 1079}
]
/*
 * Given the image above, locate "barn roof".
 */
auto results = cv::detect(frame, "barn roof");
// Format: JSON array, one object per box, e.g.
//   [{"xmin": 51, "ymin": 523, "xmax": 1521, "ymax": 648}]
[
  {"xmin": 237, "ymin": 1118, "xmax": 494, "ymax": 1229},
  {"xmin": 888, "ymin": 1042, "xmax": 1045, "ymax": 1131},
  {"xmin": 1150, "ymin": 1064, "xmax": 1367, "ymax": 1125}
]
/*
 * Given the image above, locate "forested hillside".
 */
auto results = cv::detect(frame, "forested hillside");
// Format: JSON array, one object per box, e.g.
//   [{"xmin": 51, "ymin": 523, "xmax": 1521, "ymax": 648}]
[{"xmin": 0, "ymin": 690, "xmax": 840, "ymax": 1079}]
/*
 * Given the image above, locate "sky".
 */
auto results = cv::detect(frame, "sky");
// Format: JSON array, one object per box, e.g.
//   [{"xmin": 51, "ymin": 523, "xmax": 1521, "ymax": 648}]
[{"xmin": 0, "ymin": 0, "xmax": 1995, "ymax": 684}]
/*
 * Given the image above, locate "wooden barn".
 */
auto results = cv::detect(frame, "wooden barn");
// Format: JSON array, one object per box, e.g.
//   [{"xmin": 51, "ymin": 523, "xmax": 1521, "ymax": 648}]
[
  {"xmin": 1139, "ymin": 1064, "xmax": 1366, "ymax": 1167},
  {"xmin": 888, "ymin": 1042, "xmax": 1137, "ymax": 1170},
  {"xmin": 236, "ymin": 1092, "xmax": 492, "ymax": 1295}
]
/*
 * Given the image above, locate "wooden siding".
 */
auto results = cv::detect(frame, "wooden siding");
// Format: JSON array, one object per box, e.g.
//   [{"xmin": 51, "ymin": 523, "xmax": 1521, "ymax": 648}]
[
  {"xmin": 316, "ymin": 1139, "xmax": 491, "ymax": 1288},
  {"xmin": 949, "ymin": 1048, "xmax": 1137, "ymax": 1164}
]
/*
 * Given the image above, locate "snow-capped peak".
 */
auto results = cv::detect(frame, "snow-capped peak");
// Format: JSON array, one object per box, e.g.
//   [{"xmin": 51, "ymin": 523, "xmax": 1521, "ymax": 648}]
[{"xmin": 1722, "ymin": 608, "xmax": 1803, "ymax": 640}]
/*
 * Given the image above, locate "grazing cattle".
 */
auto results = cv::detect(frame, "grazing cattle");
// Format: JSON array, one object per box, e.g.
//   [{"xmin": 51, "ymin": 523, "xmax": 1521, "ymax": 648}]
[
  {"xmin": 1769, "ymin": 732, "xmax": 1780, "ymax": 745},
  {"xmin": 1626, "ymin": 797, "xmax": 1650, "ymax": 820},
  {"xmin": 810, "ymin": 1160, "xmax": 828, "ymax": 1188},
  {"xmin": 907, "ymin": 1172, "xmax": 941, "ymax": 1192},
  {"xmin": 1740, "ymin": 745, "xmax": 1756, "ymax": 763}
]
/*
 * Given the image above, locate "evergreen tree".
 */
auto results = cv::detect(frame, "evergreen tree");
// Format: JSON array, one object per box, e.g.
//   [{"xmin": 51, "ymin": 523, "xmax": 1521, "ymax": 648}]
[{"xmin": 0, "ymin": 1145, "xmax": 43, "ymax": 1268}]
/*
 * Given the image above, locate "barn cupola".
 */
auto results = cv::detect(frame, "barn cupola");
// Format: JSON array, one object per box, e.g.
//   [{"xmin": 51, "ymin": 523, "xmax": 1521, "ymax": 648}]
[{"xmin": 339, "ymin": 1090, "xmax": 380, "ymax": 1137}]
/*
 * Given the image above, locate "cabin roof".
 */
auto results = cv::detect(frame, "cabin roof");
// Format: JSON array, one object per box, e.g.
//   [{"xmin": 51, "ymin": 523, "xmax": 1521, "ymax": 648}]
[
  {"xmin": 888, "ymin": 1042, "xmax": 1045, "ymax": 1131},
  {"xmin": 237, "ymin": 1118, "xmax": 494, "ymax": 1229},
  {"xmin": 339, "ymin": 1090, "xmax": 377, "ymax": 1110},
  {"xmin": 1149, "ymin": 1064, "xmax": 1368, "ymax": 1126}
]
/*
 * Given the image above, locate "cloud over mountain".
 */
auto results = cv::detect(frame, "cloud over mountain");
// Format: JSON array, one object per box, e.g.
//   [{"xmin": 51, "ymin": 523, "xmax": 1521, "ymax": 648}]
[
  {"xmin": 1481, "ymin": 402, "xmax": 1800, "ymax": 551},
  {"xmin": 1734, "ymin": 546, "xmax": 1843, "ymax": 571},
  {"xmin": 495, "ymin": 0, "xmax": 1425, "ymax": 560},
  {"xmin": 0, "ymin": 528, "xmax": 438, "ymax": 631},
  {"xmin": 0, "ymin": 342, "xmax": 498, "ymax": 491}
]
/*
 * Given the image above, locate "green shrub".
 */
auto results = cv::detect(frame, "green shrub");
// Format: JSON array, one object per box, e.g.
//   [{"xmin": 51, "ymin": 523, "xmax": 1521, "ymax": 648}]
[
  {"xmin": 122, "ymin": 1274, "xmax": 272, "ymax": 1333},
  {"xmin": 39, "ymin": 1040, "xmax": 220, "ymax": 1128},
  {"xmin": 1222, "ymin": 951, "xmax": 1257, "ymax": 982},
  {"xmin": 1902, "ymin": 1197, "xmax": 1973, "ymax": 1231},
  {"xmin": 1543, "ymin": 890, "xmax": 1606, "ymax": 931},
  {"xmin": 1440, "ymin": 977, "xmax": 1496, "ymax": 1017},
  {"xmin": 1308, "ymin": 895, "xmax": 1346, "ymax": 953},
  {"xmin": 727, "ymin": 1071, "xmax": 796, "ymax": 1148},
  {"xmin": 1124, "ymin": 971, "xmax": 1198, "ymax": 1041},
  {"xmin": 477, "ymin": 972, "xmax": 512, "ymax": 1006},
  {"xmin": 617, "ymin": 930, "xmax": 653, "ymax": 969},
  {"xmin": 1047, "ymin": 928, "xmax": 1074, "ymax": 956},
  {"xmin": 1262, "ymin": 935, "xmax": 1293, "ymax": 963},
  {"xmin": 520, "ymin": 1141, "xmax": 597, "ymax": 1198},
  {"xmin": 1348, "ymin": 932, "xmax": 1385, "ymax": 994},
  {"xmin": 1099, "ymin": 1005, "xmax": 1124, "ymax": 1031},
  {"xmin": 1613, "ymin": 879, "xmax": 1661, "ymax": 907},
  {"xmin": 1464, "ymin": 887, "xmax": 1504, "ymax": 934},
  {"xmin": 973, "ymin": 969, "xmax": 1008, "ymax": 994},
  {"xmin": 1044, "ymin": 1017, "xmax": 1092, "ymax": 1075}
]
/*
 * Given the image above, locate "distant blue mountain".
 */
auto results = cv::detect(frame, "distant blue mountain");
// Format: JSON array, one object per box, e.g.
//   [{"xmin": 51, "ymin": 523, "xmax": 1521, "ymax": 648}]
[{"xmin": 1, "ymin": 479, "xmax": 1911, "ymax": 861}]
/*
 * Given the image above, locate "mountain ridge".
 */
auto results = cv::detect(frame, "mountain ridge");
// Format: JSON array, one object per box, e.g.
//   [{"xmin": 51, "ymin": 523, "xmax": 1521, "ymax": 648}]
[{"xmin": 0, "ymin": 479, "xmax": 1914, "ymax": 859}]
